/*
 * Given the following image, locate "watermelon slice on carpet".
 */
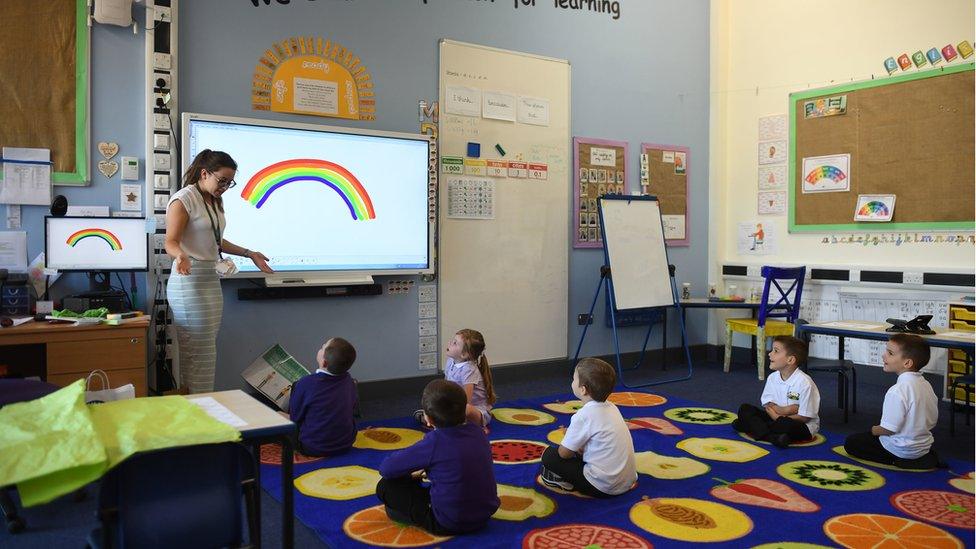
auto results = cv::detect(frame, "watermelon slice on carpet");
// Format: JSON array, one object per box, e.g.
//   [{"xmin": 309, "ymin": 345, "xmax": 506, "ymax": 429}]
[
  {"xmin": 890, "ymin": 490, "xmax": 974, "ymax": 530},
  {"xmin": 491, "ymin": 439, "xmax": 548, "ymax": 464},
  {"xmin": 710, "ymin": 477, "xmax": 820, "ymax": 512},
  {"xmin": 522, "ymin": 523, "xmax": 652, "ymax": 548}
]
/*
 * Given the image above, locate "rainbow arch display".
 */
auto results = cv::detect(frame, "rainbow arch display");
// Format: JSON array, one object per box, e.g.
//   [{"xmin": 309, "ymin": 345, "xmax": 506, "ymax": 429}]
[
  {"xmin": 66, "ymin": 228, "xmax": 123, "ymax": 250},
  {"xmin": 804, "ymin": 165, "xmax": 847, "ymax": 185},
  {"xmin": 240, "ymin": 159, "xmax": 376, "ymax": 220},
  {"xmin": 857, "ymin": 200, "xmax": 890, "ymax": 217}
]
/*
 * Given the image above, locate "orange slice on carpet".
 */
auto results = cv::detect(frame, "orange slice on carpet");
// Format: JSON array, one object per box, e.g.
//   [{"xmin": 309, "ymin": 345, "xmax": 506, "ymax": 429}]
[
  {"xmin": 491, "ymin": 439, "xmax": 548, "ymax": 464},
  {"xmin": 890, "ymin": 490, "xmax": 975, "ymax": 530},
  {"xmin": 738, "ymin": 431, "xmax": 826, "ymax": 447},
  {"xmin": 343, "ymin": 505, "xmax": 452, "ymax": 547},
  {"xmin": 491, "ymin": 407, "xmax": 556, "ymax": 425},
  {"xmin": 949, "ymin": 471, "xmax": 975, "ymax": 494},
  {"xmin": 353, "ymin": 427, "xmax": 424, "ymax": 451},
  {"xmin": 295, "ymin": 465, "xmax": 380, "ymax": 501},
  {"xmin": 522, "ymin": 523, "xmax": 652, "ymax": 548},
  {"xmin": 607, "ymin": 391, "xmax": 667, "ymax": 407},
  {"xmin": 630, "ymin": 496, "xmax": 753, "ymax": 543},
  {"xmin": 823, "ymin": 513, "xmax": 963, "ymax": 549},
  {"xmin": 259, "ymin": 443, "xmax": 325, "ymax": 465},
  {"xmin": 542, "ymin": 400, "xmax": 585, "ymax": 414}
]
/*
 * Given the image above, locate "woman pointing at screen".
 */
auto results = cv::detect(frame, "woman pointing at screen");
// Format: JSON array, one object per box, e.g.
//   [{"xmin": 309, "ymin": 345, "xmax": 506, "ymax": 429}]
[{"xmin": 164, "ymin": 149, "xmax": 273, "ymax": 393}]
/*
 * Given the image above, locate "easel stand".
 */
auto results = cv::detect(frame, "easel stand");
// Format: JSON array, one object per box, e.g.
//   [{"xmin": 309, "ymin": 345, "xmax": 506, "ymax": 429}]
[{"xmin": 572, "ymin": 265, "xmax": 693, "ymax": 388}]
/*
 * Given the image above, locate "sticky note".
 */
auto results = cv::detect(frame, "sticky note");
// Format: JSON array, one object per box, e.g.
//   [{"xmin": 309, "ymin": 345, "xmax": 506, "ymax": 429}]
[
  {"xmin": 958, "ymin": 41, "xmax": 974, "ymax": 59},
  {"xmin": 926, "ymin": 47, "xmax": 942, "ymax": 65},
  {"xmin": 911, "ymin": 50, "xmax": 927, "ymax": 68},
  {"xmin": 466, "ymin": 142, "xmax": 481, "ymax": 158},
  {"xmin": 883, "ymin": 57, "xmax": 898, "ymax": 74},
  {"xmin": 942, "ymin": 44, "xmax": 958, "ymax": 62},
  {"xmin": 897, "ymin": 54, "xmax": 912, "ymax": 70}
]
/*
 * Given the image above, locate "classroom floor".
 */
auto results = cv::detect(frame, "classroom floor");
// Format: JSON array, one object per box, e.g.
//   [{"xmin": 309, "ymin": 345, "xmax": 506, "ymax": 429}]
[{"xmin": 2, "ymin": 356, "xmax": 972, "ymax": 548}]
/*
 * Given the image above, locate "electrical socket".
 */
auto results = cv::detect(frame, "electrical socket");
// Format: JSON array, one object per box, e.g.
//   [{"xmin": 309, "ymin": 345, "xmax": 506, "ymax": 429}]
[
  {"xmin": 154, "ymin": 153, "xmax": 171, "ymax": 169},
  {"xmin": 419, "ymin": 353, "xmax": 438, "ymax": 370},
  {"xmin": 577, "ymin": 313, "xmax": 593, "ymax": 325},
  {"xmin": 154, "ymin": 73, "xmax": 171, "ymax": 89},
  {"xmin": 418, "ymin": 285, "xmax": 436, "ymax": 302},
  {"xmin": 153, "ymin": 53, "xmax": 172, "ymax": 70},
  {"xmin": 153, "ymin": 174, "xmax": 170, "ymax": 190},
  {"xmin": 904, "ymin": 272, "xmax": 924, "ymax": 285},
  {"xmin": 419, "ymin": 336, "xmax": 437, "ymax": 354},
  {"xmin": 152, "ymin": 113, "xmax": 171, "ymax": 130},
  {"xmin": 418, "ymin": 302, "xmax": 437, "ymax": 319}
]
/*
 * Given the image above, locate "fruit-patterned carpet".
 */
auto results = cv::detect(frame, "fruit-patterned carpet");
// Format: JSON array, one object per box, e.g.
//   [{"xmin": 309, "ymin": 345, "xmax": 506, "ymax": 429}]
[{"xmin": 257, "ymin": 390, "xmax": 975, "ymax": 548}]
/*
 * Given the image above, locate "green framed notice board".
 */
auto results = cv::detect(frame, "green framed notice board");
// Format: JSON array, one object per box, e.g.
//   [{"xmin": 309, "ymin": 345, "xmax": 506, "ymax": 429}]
[
  {"xmin": 0, "ymin": 0, "xmax": 90, "ymax": 185},
  {"xmin": 789, "ymin": 63, "xmax": 974, "ymax": 232}
]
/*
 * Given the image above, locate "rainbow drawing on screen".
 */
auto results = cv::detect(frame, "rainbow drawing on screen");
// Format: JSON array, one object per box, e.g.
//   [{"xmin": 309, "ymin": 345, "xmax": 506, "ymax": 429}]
[
  {"xmin": 240, "ymin": 159, "xmax": 376, "ymax": 220},
  {"xmin": 857, "ymin": 200, "xmax": 890, "ymax": 218},
  {"xmin": 804, "ymin": 165, "xmax": 847, "ymax": 185},
  {"xmin": 66, "ymin": 228, "xmax": 123, "ymax": 250}
]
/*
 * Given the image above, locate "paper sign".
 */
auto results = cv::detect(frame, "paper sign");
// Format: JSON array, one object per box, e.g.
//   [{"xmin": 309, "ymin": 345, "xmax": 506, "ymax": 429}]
[
  {"xmin": 463, "ymin": 159, "xmax": 487, "ymax": 176},
  {"xmin": 758, "ymin": 114, "xmax": 787, "ymax": 141},
  {"xmin": 758, "ymin": 165, "xmax": 787, "ymax": 189},
  {"xmin": 1, "ymin": 147, "xmax": 52, "ymax": 206},
  {"xmin": 518, "ymin": 96, "xmax": 550, "ymax": 126},
  {"xmin": 802, "ymin": 153, "xmax": 850, "ymax": 193},
  {"xmin": 590, "ymin": 147, "xmax": 616, "ymax": 167},
  {"xmin": 758, "ymin": 140, "xmax": 787, "ymax": 165},
  {"xmin": 486, "ymin": 160, "xmax": 508, "ymax": 177},
  {"xmin": 441, "ymin": 156, "xmax": 464, "ymax": 174},
  {"xmin": 0, "ymin": 231, "xmax": 27, "ymax": 270},
  {"xmin": 758, "ymin": 190, "xmax": 786, "ymax": 215},
  {"xmin": 120, "ymin": 184, "xmax": 142, "ymax": 211},
  {"xmin": 854, "ymin": 194, "xmax": 895, "ymax": 222},
  {"xmin": 445, "ymin": 86, "xmax": 482, "ymax": 117},
  {"xmin": 662, "ymin": 215, "xmax": 686, "ymax": 240},
  {"xmin": 508, "ymin": 162, "xmax": 528, "ymax": 179},
  {"xmin": 662, "ymin": 150, "xmax": 675, "ymax": 163},
  {"xmin": 527, "ymin": 163, "xmax": 548, "ymax": 180},
  {"xmin": 738, "ymin": 221, "xmax": 776, "ymax": 255},
  {"xmin": 482, "ymin": 90, "xmax": 516, "ymax": 121}
]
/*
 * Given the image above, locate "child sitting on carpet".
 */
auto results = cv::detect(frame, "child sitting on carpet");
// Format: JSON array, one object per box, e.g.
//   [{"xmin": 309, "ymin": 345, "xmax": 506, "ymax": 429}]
[
  {"xmin": 540, "ymin": 358, "xmax": 637, "ymax": 498},
  {"xmin": 284, "ymin": 337, "xmax": 358, "ymax": 457},
  {"xmin": 732, "ymin": 336, "xmax": 820, "ymax": 448},
  {"xmin": 416, "ymin": 328, "xmax": 497, "ymax": 431},
  {"xmin": 377, "ymin": 379, "xmax": 499, "ymax": 534},
  {"xmin": 844, "ymin": 334, "xmax": 941, "ymax": 470}
]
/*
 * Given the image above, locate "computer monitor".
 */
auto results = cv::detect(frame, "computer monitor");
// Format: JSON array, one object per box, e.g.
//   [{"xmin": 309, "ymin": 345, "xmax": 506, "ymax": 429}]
[{"xmin": 45, "ymin": 216, "xmax": 149, "ymax": 272}]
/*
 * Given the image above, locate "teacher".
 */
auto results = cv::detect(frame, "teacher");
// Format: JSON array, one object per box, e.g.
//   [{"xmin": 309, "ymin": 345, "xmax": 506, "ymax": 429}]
[{"xmin": 164, "ymin": 149, "xmax": 273, "ymax": 393}]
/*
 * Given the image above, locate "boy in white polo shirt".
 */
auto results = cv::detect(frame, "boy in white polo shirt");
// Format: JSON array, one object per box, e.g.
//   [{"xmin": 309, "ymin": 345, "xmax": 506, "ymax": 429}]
[
  {"xmin": 844, "ymin": 334, "xmax": 940, "ymax": 470},
  {"xmin": 540, "ymin": 358, "xmax": 636, "ymax": 498},
  {"xmin": 732, "ymin": 336, "xmax": 820, "ymax": 448}
]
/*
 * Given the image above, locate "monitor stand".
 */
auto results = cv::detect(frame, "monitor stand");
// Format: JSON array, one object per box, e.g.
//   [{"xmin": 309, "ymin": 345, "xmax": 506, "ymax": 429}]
[{"xmin": 88, "ymin": 271, "xmax": 113, "ymax": 293}]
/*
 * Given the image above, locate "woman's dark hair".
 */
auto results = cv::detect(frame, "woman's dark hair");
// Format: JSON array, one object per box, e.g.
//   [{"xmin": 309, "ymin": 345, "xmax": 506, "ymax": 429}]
[{"xmin": 182, "ymin": 149, "xmax": 237, "ymax": 212}]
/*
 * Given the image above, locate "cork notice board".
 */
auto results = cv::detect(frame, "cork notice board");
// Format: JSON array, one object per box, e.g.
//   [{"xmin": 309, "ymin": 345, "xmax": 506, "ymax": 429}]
[
  {"xmin": 0, "ymin": 0, "xmax": 89, "ymax": 185},
  {"xmin": 790, "ymin": 64, "xmax": 974, "ymax": 231},
  {"xmin": 641, "ymin": 143, "xmax": 689, "ymax": 246},
  {"xmin": 574, "ymin": 137, "xmax": 627, "ymax": 249}
]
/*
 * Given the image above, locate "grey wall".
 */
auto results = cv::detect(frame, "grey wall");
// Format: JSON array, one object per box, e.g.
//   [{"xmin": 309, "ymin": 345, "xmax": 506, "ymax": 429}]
[{"xmin": 11, "ymin": 0, "xmax": 710, "ymax": 389}]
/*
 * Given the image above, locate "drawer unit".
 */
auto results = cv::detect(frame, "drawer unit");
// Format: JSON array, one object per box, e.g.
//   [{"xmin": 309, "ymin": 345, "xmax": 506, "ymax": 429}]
[{"xmin": 945, "ymin": 301, "xmax": 974, "ymax": 405}]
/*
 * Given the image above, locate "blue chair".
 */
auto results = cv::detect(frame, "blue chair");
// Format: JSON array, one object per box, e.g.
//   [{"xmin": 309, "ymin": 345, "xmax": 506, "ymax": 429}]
[
  {"xmin": 723, "ymin": 266, "xmax": 806, "ymax": 380},
  {"xmin": 87, "ymin": 442, "xmax": 257, "ymax": 549}
]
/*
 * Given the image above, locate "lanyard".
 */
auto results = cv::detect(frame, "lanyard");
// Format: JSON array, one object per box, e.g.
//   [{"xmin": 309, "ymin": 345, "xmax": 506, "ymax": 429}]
[{"xmin": 195, "ymin": 185, "xmax": 223, "ymax": 258}]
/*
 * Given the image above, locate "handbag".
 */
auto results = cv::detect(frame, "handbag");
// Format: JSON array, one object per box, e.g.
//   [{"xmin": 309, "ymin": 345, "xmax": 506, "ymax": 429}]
[{"xmin": 85, "ymin": 369, "xmax": 136, "ymax": 404}]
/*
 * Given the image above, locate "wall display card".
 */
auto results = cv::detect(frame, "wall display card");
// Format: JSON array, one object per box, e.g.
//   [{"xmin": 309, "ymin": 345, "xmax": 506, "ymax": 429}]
[
  {"xmin": 0, "ymin": 231, "xmax": 27, "ymax": 270},
  {"xmin": 802, "ymin": 153, "xmax": 850, "ymax": 194},
  {"xmin": 463, "ymin": 158, "xmax": 487, "ymax": 176},
  {"xmin": 758, "ymin": 190, "xmax": 787, "ymax": 215},
  {"xmin": 120, "ymin": 183, "xmax": 142, "ymax": 211},
  {"xmin": 758, "ymin": 114, "xmax": 787, "ymax": 141},
  {"xmin": 854, "ymin": 194, "xmax": 896, "ymax": 222},
  {"xmin": 486, "ymin": 160, "xmax": 508, "ymax": 177},
  {"xmin": 737, "ymin": 221, "xmax": 777, "ymax": 255},
  {"xmin": 803, "ymin": 94, "xmax": 847, "ymax": 118},
  {"xmin": 6, "ymin": 204, "xmax": 20, "ymax": 229},
  {"xmin": 758, "ymin": 165, "xmax": 787, "ymax": 190},
  {"xmin": 482, "ymin": 90, "xmax": 516, "ymax": 121},
  {"xmin": 662, "ymin": 150, "xmax": 675, "ymax": 163},
  {"xmin": 418, "ymin": 318, "xmax": 436, "ymax": 337},
  {"xmin": 445, "ymin": 86, "xmax": 482, "ymax": 117},
  {"xmin": 507, "ymin": 162, "xmax": 528, "ymax": 179},
  {"xmin": 574, "ymin": 138, "xmax": 626, "ymax": 248},
  {"xmin": 674, "ymin": 152, "xmax": 686, "ymax": 175},
  {"xmin": 1, "ymin": 147, "xmax": 52, "ymax": 206},
  {"xmin": 527, "ymin": 163, "xmax": 548, "ymax": 180},
  {"xmin": 447, "ymin": 177, "xmax": 494, "ymax": 219},
  {"xmin": 758, "ymin": 140, "xmax": 787, "ymax": 165},
  {"xmin": 441, "ymin": 156, "xmax": 464, "ymax": 174},
  {"xmin": 517, "ymin": 96, "xmax": 550, "ymax": 126},
  {"xmin": 662, "ymin": 215, "xmax": 686, "ymax": 240}
]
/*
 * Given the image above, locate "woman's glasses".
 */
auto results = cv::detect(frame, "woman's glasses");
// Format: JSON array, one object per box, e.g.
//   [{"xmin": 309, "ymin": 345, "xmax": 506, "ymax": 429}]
[{"xmin": 210, "ymin": 171, "xmax": 236, "ymax": 189}]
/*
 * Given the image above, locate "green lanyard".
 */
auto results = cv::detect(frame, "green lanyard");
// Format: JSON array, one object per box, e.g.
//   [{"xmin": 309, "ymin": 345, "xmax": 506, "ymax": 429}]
[{"xmin": 195, "ymin": 185, "xmax": 223, "ymax": 258}]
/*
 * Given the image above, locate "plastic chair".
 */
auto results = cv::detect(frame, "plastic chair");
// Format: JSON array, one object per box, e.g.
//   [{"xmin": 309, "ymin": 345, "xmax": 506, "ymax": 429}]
[
  {"xmin": 949, "ymin": 361, "xmax": 973, "ymax": 436},
  {"xmin": 87, "ymin": 442, "xmax": 257, "ymax": 549},
  {"xmin": 723, "ymin": 266, "xmax": 806, "ymax": 380},
  {"xmin": 794, "ymin": 319, "xmax": 856, "ymax": 423}
]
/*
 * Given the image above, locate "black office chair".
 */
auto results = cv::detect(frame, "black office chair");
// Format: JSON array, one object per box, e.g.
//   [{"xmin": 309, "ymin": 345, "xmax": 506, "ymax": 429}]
[
  {"xmin": 87, "ymin": 442, "xmax": 257, "ymax": 549},
  {"xmin": 794, "ymin": 319, "xmax": 856, "ymax": 423}
]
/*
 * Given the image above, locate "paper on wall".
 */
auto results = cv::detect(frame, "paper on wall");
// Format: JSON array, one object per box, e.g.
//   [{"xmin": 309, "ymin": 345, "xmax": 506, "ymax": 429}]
[
  {"xmin": 758, "ymin": 190, "xmax": 786, "ymax": 215},
  {"xmin": 0, "ymin": 231, "xmax": 27, "ymax": 270},
  {"xmin": 589, "ymin": 147, "xmax": 616, "ymax": 167},
  {"xmin": 758, "ymin": 165, "xmax": 786, "ymax": 189},
  {"xmin": 758, "ymin": 114, "xmax": 787, "ymax": 141},
  {"xmin": 482, "ymin": 90, "xmax": 516, "ymax": 121},
  {"xmin": 758, "ymin": 140, "xmax": 787, "ymax": 165},
  {"xmin": 662, "ymin": 215, "xmax": 685, "ymax": 240},
  {"xmin": 1, "ymin": 147, "xmax": 52, "ymax": 206},
  {"xmin": 120, "ymin": 184, "xmax": 142, "ymax": 211},
  {"xmin": 737, "ymin": 221, "xmax": 777, "ymax": 255},
  {"xmin": 517, "ymin": 96, "xmax": 550, "ymax": 126},
  {"xmin": 445, "ymin": 86, "xmax": 482, "ymax": 117}
]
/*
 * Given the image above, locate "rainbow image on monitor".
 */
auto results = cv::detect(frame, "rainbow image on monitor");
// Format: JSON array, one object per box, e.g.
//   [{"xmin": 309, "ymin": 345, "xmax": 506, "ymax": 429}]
[
  {"xmin": 240, "ymin": 159, "xmax": 376, "ymax": 220},
  {"xmin": 804, "ymin": 165, "xmax": 847, "ymax": 185},
  {"xmin": 66, "ymin": 228, "xmax": 123, "ymax": 251}
]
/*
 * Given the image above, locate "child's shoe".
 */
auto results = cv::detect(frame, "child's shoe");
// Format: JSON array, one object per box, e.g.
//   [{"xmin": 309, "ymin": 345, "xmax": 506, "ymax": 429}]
[
  {"xmin": 771, "ymin": 433, "xmax": 791, "ymax": 449},
  {"xmin": 540, "ymin": 467, "xmax": 574, "ymax": 491}
]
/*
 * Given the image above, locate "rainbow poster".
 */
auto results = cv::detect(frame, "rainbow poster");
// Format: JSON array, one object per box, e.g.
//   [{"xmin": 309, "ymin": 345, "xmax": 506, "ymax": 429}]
[
  {"xmin": 854, "ymin": 194, "xmax": 896, "ymax": 222},
  {"xmin": 66, "ymin": 228, "xmax": 123, "ymax": 250},
  {"xmin": 801, "ymin": 154, "xmax": 851, "ymax": 194},
  {"xmin": 240, "ymin": 159, "xmax": 376, "ymax": 220}
]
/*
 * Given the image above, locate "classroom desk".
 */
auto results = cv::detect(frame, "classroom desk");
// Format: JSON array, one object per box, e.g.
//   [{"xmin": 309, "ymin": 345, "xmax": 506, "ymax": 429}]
[
  {"xmin": 0, "ymin": 319, "xmax": 149, "ymax": 395},
  {"xmin": 187, "ymin": 390, "xmax": 297, "ymax": 549},
  {"xmin": 669, "ymin": 298, "xmax": 790, "ymax": 368}
]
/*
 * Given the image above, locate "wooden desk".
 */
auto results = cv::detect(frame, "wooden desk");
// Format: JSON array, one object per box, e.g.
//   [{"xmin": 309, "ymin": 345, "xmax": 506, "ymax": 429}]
[
  {"xmin": 0, "ymin": 319, "xmax": 150, "ymax": 396},
  {"xmin": 187, "ymin": 390, "xmax": 297, "ymax": 549}
]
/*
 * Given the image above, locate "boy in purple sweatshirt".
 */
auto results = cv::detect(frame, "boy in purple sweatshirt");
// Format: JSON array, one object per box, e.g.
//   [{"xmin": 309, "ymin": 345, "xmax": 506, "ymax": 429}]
[
  {"xmin": 376, "ymin": 379, "xmax": 499, "ymax": 534},
  {"xmin": 286, "ymin": 337, "xmax": 358, "ymax": 456}
]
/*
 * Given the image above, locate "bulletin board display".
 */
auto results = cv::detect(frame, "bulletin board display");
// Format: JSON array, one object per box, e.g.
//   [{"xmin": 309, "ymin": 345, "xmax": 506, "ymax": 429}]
[
  {"xmin": 641, "ymin": 143, "xmax": 690, "ymax": 246},
  {"xmin": 790, "ymin": 64, "xmax": 974, "ymax": 231},
  {"xmin": 574, "ymin": 138, "xmax": 627, "ymax": 249},
  {"xmin": 0, "ymin": 0, "xmax": 89, "ymax": 185}
]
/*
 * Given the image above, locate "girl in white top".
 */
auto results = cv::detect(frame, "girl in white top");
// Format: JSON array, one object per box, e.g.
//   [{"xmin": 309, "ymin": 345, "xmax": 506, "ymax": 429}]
[
  {"xmin": 442, "ymin": 329, "xmax": 496, "ymax": 428},
  {"xmin": 164, "ymin": 150, "xmax": 272, "ymax": 393}
]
